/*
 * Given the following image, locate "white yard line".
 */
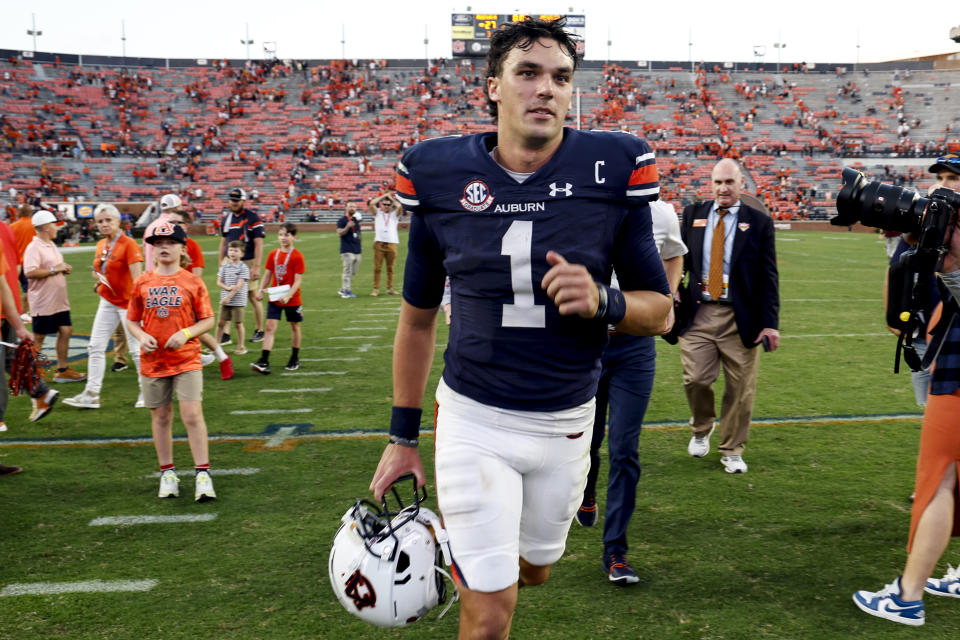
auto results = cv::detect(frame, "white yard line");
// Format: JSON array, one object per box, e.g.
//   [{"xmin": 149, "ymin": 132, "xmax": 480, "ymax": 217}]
[
  {"xmin": 145, "ymin": 468, "xmax": 260, "ymax": 478},
  {"xmin": 327, "ymin": 336, "xmax": 380, "ymax": 340},
  {"xmin": 89, "ymin": 514, "xmax": 217, "ymax": 526},
  {"xmin": 298, "ymin": 357, "xmax": 360, "ymax": 362},
  {"xmin": 230, "ymin": 408, "xmax": 315, "ymax": 415},
  {"xmin": 279, "ymin": 371, "xmax": 347, "ymax": 376},
  {"xmin": 265, "ymin": 426, "xmax": 297, "ymax": 448},
  {"xmin": 259, "ymin": 387, "xmax": 332, "ymax": 393},
  {"xmin": 1, "ymin": 580, "xmax": 158, "ymax": 596}
]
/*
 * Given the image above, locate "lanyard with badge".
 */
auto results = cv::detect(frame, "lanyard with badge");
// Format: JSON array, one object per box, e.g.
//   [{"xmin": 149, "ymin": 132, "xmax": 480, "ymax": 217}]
[
  {"xmin": 93, "ymin": 235, "xmax": 120, "ymax": 295},
  {"xmin": 274, "ymin": 249, "xmax": 294, "ymax": 282}
]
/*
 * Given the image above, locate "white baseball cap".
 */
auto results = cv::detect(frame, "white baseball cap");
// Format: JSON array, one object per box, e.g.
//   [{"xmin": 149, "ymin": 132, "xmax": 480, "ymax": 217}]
[
  {"xmin": 31, "ymin": 211, "xmax": 57, "ymax": 227},
  {"xmin": 160, "ymin": 194, "xmax": 183, "ymax": 211}
]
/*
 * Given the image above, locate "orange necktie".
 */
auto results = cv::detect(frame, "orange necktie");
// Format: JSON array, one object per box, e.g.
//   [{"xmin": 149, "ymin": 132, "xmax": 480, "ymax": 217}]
[{"xmin": 708, "ymin": 208, "xmax": 728, "ymax": 300}]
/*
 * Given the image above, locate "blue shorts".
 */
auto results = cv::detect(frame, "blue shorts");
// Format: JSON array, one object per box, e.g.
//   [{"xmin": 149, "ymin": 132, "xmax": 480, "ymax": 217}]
[{"xmin": 266, "ymin": 302, "xmax": 302, "ymax": 323}]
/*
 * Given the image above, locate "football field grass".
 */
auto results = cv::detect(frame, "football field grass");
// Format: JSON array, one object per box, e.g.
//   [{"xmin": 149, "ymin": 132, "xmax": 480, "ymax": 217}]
[{"xmin": 1, "ymin": 227, "xmax": 958, "ymax": 639}]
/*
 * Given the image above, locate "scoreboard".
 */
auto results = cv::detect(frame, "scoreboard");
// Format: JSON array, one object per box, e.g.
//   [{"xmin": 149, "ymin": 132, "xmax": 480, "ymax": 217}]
[{"xmin": 451, "ymin": 13, "xmax": 585, "ymax": 58}]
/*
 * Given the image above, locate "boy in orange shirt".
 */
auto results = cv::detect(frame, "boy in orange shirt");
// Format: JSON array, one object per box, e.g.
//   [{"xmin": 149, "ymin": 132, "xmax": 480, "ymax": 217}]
[
  {"xmin": 252, "ymin": 222, "xmax": 304, "ymax": 374},
  {"xmin": 125, "ymin": 222, "xmax": 217, "ymax": 501}
]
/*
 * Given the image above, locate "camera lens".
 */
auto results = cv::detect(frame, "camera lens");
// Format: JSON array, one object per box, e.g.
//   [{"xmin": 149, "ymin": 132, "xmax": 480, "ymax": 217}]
[{"xmin": 834, "ymin": 167, "xmax": 926, "ymax": 234}]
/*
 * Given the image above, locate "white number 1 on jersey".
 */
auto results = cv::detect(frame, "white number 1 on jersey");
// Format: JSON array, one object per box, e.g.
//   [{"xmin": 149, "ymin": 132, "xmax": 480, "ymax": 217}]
[{"xmin": 501, "ymin": 220, "xmax": 546, "ymax": 328}]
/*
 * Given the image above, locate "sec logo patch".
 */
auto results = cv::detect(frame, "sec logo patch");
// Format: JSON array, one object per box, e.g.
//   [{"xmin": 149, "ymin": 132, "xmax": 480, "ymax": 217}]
[{"xmin": 459, "ymin": 180, "xmax": 495, "ymax": 212}]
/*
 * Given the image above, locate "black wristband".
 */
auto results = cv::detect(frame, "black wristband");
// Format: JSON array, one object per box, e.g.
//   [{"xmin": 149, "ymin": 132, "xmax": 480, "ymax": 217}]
[
  {"xmin": 594, "ymin": 283, "xmax": 627, "ymax": 325},
  {"xmin": 389, "ymin": 406, "xmax": 422, "ymax": 440}
]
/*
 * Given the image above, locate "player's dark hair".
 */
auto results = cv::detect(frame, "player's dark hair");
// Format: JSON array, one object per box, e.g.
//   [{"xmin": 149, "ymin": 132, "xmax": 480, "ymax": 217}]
[
  {"xmin": 485, "ymin": 17, "xmax": 579, "ymax": 120},
  {"xmin": 280, "ymin": 222, "xmax": 298, "ymax": 236}
]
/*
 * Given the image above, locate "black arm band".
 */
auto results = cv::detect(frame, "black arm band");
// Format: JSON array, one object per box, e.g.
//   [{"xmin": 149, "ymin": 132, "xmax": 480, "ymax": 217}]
[
  {"xmin": 389, "ymin": 406, "xmax": 422, "ymax": 440},
  {"xmin": 594, "ymin": 283, "xmax": 627, "ymax": 325}
]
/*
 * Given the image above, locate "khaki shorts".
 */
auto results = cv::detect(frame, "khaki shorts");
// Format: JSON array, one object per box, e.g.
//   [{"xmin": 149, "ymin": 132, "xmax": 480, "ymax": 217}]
[
  {"xmin": 220, "ymin": 305, "xmax": 245, "ymax": 323},
  {"xmin": 140, "ymin": 369, "xmax": 203, "ymax": 408}
]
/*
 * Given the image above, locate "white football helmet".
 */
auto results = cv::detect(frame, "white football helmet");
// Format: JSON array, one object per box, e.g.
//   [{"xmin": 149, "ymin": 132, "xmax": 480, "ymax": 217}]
[{"xmin": 329, "ymin": 475, "xmax": 456, "ymax": 628}]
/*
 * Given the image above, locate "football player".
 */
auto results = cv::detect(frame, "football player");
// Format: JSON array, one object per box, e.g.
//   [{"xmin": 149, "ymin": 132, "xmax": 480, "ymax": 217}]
[{"xmin": 369, "ymin": 17, "xmax": 671, "ymax": 638}]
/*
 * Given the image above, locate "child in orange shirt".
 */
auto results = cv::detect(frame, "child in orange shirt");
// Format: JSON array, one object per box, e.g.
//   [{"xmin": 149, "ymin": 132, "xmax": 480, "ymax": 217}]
[{"xmin": 125, "ymin": 222, "xmax": 217, "ymax": 501}]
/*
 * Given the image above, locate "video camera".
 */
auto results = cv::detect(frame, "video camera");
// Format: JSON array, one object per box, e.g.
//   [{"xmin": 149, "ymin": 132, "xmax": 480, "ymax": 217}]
[
  {"xmin": 833, "ymin": 167, "xmax": 960, "ymax": 273},
  {"xmin": 833, "ymin": 167, "xmax": 960, "ymax": 372}
]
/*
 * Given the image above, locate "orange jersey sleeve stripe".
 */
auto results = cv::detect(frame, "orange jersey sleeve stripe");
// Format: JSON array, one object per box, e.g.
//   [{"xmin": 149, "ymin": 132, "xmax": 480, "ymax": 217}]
[
  {"xmin": 395, "ymin": 172, "xmax": 417, "ymax": 196},
  {"xmin": 628, "ymin": 164, "xmax": 659, "ymax": 187}
]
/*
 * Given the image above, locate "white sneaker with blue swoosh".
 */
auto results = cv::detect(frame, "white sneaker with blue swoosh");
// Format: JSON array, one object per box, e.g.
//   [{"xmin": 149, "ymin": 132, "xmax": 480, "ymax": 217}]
[
  {"xmin": 925, "ymin": 565, "xmax": 960, "ymax": 598},
  {"xmin": 853, "ymin": 576, "xmax": 924, "ymax": 626}
]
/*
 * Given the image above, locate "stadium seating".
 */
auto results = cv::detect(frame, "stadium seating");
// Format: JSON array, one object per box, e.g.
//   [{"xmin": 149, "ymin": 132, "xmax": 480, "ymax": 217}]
[{"xmin": 2, "ymin": 56, "xmax": 958, "ymax": 222}]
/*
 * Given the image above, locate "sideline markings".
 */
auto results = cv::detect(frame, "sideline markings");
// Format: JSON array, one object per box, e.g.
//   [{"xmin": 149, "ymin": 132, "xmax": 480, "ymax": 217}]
[
  {"xmin": 1, "ymin": 580, "xmax": 158, "ymax": 597},
  {"xmin": 145, "ymin": 468, "xmax": 260, "ymax": 478},
  {"xmin": 784, "ymin": 333, "xmax": 888, "ymax": 338},
  {"xmin": 280, "ymin": 371, "xmax": 346, "ymax": 376},
  {"xmin": 299, "ymin": 357, "xmax": 360, "ymax": 362},
  {"xmin": 344, "ymin": 327, "xmax": 386, "ymax": 331},
  {"xmin": 783, "ymin": 298, "xmax": 878, "ymax": 303},
  {"xmin": 0, "ymin": 413, "xmax": 925, "ymax": 451},
  {"xmin": 355, "ymin": 313, "xmax": 399, "ymax": 317},
  {"xmin": 230, "ymin": 408, "xmax": 314, "ymax": 415},
  {"xmin": 260, "ymin": 387, "xmax": 331, "ymax": 393},
  {"xmin": 328, "ymin": 335, "xmax": 379, "ymax": 340},
  {"xmin": 89, "ymin": 514, "xmax": 218, "ymax": 526}
]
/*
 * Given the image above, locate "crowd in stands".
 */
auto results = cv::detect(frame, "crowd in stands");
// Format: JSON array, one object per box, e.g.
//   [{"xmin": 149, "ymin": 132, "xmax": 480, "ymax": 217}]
[{"xmin": 0, "ymin": 53, "xmax": 958, "ymax": 223}]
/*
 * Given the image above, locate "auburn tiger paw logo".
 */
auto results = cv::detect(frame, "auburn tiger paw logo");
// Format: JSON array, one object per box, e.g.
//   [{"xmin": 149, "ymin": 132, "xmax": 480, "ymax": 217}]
[{"xmin": 344, "ymin": 569, "xmax": 377, "ymax": 610}]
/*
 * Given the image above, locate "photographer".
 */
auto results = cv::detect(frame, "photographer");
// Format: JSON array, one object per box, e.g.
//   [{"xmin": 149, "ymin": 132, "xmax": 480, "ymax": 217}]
[
  {"xmin": 336, "ymin": 202, "xmax": 362, "ymax": 299},
  {"xmin": 854, "ymin": 154, "xmax": 960, "ymax": 626}
]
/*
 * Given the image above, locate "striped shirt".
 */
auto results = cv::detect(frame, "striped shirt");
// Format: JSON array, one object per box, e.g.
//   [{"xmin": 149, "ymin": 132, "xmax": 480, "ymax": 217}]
[{"xmin": 217, "ymin": 261, "xmax": 249, "ymax": 307}]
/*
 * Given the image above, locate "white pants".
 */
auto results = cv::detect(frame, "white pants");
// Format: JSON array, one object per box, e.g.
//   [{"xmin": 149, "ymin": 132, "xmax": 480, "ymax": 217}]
[
  {"xmin": 85, "ymin": 297, "xmax": 141, "ymax": 395},
  {"xmin": 434, "ymin": 379, "xmax": 593, "ymax": 592}
]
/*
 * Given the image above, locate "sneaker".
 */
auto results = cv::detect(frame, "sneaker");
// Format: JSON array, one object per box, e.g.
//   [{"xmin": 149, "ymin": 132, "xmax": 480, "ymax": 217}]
[
  {"xmin": 220, "ymin": 356, "xmax": 234, "ymax": 380},
  {"xmin": 721, "ymin": 455, "xmax": 748, "ymax": 474},
  {"xmin": 251, "ymin": 360, "xmax": 271, "ymax": 375},
  {"xmin": 0, "ymin": 463, "xmax": 23, "ymax": 476},
  {"xmin": 337, "ymin": 288, "xmax": 348, "ymax": 298},
  {"xmin": 135, "ymin": 393, "xmax": 146, "ymax": 408},
  {"xmin": 284, "ymin": 358, "xmax": 300, "ymax": 371},
  {"xmin": 687, "ymin": 422, "xmax": 715, "ymax": 458},
  {"xmin": 925, "ymin": 565, "xmax": 960, "ymax": 598},
  {"xmin": 234, "ymin": 346, "xmax": 248, "ymax": 355},
  {"xmin": 853, "ymin": 576, "xmax": 924, "ymax": 626},
  {"xmin": 158, "ymin": 470, "xmax": 180, "ymax": 498},
  {"xmin": 345, "ymin": 291, "xmax": 357, "ymax": 299},
  {"xmin": 195, "ymin": 471, "xmax": 217, "ymax": 502},
  {"xmin": 576, "ymin": 492, "xmax": 598, "ymax": 527},
  {"xmin": 250, "ymin": 330, "xmax": 264, "ymax": 343},
  {"xmin": 0, "ymin": 422, "xmax": 6, "ymax": 432},
  {"xmin": 53, "ymin": 367, "xmax": 86, "ymax": 383},
  {"xmin": 29, "ymin": 389, "xmax": 59, "ymax": 422},
  {"xmin": 219, "ymin": 334, "xmax": 232, "ymax": 346},
  {"xmin": 603, "ymin": 552, "xmax": 640, "ymax": 586},
  {"xmin": 63, "ymin": 390, "xmax": 101, "ymax": 409},
  {"xmin": 110, "ymin": 362, "xmax": 128, "ymax": 372},
  {"xmin": 200, "ymin": 353, "xmax": 216, "ymax": 367}
]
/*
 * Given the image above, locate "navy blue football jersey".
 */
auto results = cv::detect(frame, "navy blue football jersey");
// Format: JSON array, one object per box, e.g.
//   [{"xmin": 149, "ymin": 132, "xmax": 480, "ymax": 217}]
[{"xmin": 396, "ymin": 128, "xmax": 669, "ymax": 411}]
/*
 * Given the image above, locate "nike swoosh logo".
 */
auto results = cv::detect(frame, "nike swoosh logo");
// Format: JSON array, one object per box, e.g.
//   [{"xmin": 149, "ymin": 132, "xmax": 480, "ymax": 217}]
[{"xmin": 879, "ymin": 601, "xmax": 921, "ymax": 614}]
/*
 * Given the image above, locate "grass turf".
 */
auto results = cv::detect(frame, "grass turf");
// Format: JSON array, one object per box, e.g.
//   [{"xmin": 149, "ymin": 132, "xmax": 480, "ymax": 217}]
[{"xmin": 1, "ymin": 228, "xmax": 957, "ymax": 638}]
